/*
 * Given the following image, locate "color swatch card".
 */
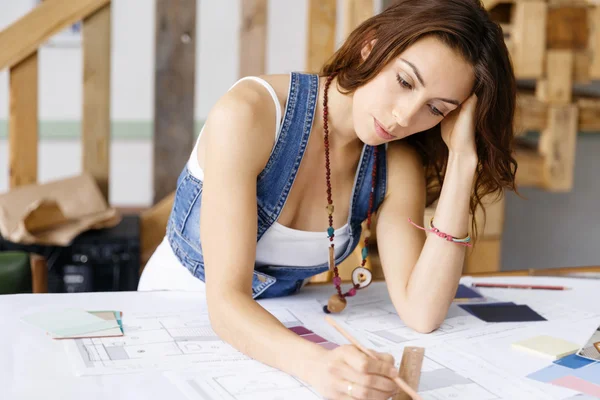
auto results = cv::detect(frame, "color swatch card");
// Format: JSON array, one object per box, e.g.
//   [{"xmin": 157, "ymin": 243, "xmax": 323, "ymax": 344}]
[
  {"xmin": 512, "ymin": 335, "xmax": 580, "ymax": 360},
  {"xmin": 529, "ymin": 357, "xmax": 600, "ymax": 397},
  {"xmin": 21, "ymin": 309, "xmax": 123, "ymax": 339},
  {"xmin": 289, "ymin": 325, "xmax": 339, "ymax": 351},
  {"xmin": 459, "ymin": 302, "xmax": 547, "ymax": 322},
  {"xmin": 54, "ymin": 311, "xmax": 124, "ymax": 339},
  {"xmin": 454, "ymin": 284, "xmax": 485, "ymax": 302}
]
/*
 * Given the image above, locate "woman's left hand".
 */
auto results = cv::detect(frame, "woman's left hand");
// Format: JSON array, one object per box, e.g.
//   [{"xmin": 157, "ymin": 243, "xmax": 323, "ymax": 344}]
[{"xmin": 440, "ymin": 93, "xmax": 478, "ymax": 158}]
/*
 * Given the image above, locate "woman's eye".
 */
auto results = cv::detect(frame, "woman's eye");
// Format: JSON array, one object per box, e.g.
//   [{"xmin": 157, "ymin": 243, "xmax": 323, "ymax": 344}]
[
  {"xmin": 429, "ymin": 106, "xmax": 444, "ymax": 117},
  {"xmin": 396, "ymin": 74, "xmax": 412, "ymax": 90}
]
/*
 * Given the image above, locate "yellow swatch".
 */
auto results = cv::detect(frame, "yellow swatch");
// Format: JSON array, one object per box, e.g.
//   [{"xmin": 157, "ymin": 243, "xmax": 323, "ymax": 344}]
[{"xmin": 512, "ymin": 335, "xmax": 580, "ymax": 360}]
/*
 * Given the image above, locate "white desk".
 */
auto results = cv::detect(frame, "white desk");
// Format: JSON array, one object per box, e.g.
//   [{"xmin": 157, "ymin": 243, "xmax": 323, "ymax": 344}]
[{"xmin": 1, "ymin": 276, "xmax": 599, "ymax": 400}]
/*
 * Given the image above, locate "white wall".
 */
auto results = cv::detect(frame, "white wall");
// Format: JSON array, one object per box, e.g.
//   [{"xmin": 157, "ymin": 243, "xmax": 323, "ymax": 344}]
[{"xmin": 0, "ymin": 0, "xmax": 381, "ymax": 205}]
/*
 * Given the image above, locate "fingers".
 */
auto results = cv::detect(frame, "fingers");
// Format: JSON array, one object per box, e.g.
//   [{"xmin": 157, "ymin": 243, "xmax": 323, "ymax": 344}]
[
  {"xmin": 334, "ymin": 362, "xmax": 397, "ymax": 392},
  {"xmin": 333, "ymin": 379, "xmax": 394, "ymax": 400},
  {"xmin": 341, "ymin": 345, "xmax": 397, "ymax": 378},
  {"xmin": 372, "ymin": 350, "xmax": 396, "ymax": 366}
]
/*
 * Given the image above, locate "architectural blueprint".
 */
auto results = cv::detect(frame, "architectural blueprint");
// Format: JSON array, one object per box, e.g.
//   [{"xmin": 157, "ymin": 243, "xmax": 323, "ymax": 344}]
[{"xmin": 65, "ymin": 306, "xmax": 316, "ymax": 376}]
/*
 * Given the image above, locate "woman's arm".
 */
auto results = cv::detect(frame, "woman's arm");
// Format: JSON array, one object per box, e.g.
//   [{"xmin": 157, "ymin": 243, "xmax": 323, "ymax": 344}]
[
  {"xmin": 375, "ymin": 142, "xmax": 476, "ymax": 334},
  {"xmin": 200, "ymin": 82, "xmax": 398, "ymax": 399}
]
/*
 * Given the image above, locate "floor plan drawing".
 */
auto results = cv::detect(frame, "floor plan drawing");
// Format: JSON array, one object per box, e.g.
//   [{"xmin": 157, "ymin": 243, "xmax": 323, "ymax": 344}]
[
  {"xmin": 166, "ymin": 368, "xmax": 321, "ymax": 400},
  {"xmin": 65, "ymin": 307, "xmax": 313, "ymax": 376}
]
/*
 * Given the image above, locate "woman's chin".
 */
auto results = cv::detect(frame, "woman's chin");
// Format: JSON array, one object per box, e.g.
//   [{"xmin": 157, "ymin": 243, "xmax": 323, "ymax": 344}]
[{"xmin": 356, "ymin": 130, "xmax": 384, "ymax": 147}]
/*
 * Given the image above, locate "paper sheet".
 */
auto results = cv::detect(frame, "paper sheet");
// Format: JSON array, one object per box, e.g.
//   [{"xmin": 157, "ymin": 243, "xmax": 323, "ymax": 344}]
[{"xmin": 64, "ymin": 303, "xmax": 328, "ymax": 376}]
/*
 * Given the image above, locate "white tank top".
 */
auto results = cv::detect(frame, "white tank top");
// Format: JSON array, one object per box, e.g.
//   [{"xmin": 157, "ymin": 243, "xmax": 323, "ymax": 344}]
[{"xmin": 187, "ymin": 76, "xmax": 350, "ymax": 267}]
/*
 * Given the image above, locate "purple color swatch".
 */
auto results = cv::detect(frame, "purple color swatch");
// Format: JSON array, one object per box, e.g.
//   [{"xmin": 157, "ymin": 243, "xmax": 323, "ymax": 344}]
[
  {"xmin": 289, "ymin": 326, "xmax": 312, "ymax": 335},
  {"xmin": 319, "ymin": 342, "xmax": 339, "ymax": 350},
  {"xmin": 301, "ymin": 334, "xmax": 327, "ymax": 344}
]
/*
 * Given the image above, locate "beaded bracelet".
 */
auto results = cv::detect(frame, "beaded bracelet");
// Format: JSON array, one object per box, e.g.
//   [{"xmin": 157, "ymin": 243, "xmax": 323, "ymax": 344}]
[{"xmin": 408, "ymin": 217, "xmax": 472, "ymax": 247}]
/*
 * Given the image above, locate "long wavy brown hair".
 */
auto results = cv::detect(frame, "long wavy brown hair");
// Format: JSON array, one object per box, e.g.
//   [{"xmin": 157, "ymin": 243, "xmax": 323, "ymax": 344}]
[{"xmin": 320, "ymin": 0, "xmax": 518, "ymax": 238}]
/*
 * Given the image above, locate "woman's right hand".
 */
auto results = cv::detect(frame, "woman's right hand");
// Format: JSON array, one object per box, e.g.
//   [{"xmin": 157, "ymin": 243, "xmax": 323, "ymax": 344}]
[{"xmin": 307, "ymin": 344, "xmax": 399, "ymax": 399}]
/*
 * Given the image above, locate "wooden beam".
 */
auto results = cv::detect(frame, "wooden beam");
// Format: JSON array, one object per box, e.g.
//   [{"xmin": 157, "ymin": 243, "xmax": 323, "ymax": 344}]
[
  {"xmin": 239, "ymin": 0, "xmax": 268, "ymax": 78},
  {"xmin": 481, "ymin": 0, "xmax": 513, "ymax": 10},
  {"xmin": 0, "ymin": 0, "xmax": 110, "ymax": 71},
  {"xmin": 514, "ymin": 93, "xmax": 547, "ymax": 133},
  {"xmin": 30, "ymin": 253, "xmax": 48, "ymax": 294},
  {"xmin": 344, "ymin": 0, "xmax": 373, "ymax": 37},
  {"xmin": 82, "ymin": 4, "xmax": 111, "ymax": 202},
  {"xmin": 515, "ymin": 148, "xmax": 545, "ymax": 188},
  {"xmin": 590, "ymin": 6, "xmax": 600, "ymax": 79},
  {"xmin": 546, "ymin": 6, "xmax": 589, "ymax": 50},
  {"xmin": 306, "ymin": 0, "xmax": 336, "ymax": 73},
  {"xmin": 9, "ymin": 52, "xmax": 38, "ymax": 189},
  {"xmin": 464, "ymin": 238, "xmax": 502, "ymax": 274},
  {"xmin": 574, "ymin": 51, "xmax": 590, "ymax": 84},
  {"xmin": 512, "ymin": 1, "xmax": 547, "ymax": 79},
  {"xmin": 153, "ymin": 0, "xmax": 197, "ymax": 204},
  {"xmin": 536, "ymin": 50, "xmax": 574, "ymax": 104},
  {"xmin": 539, "ymin": 105, "xmax": 579, "ymax": 191},
  {"xmin": 578, "ymin": 98, "xmax": 600, "ymax": 132},
  {"xmin": 516, "ymin": 93, "xmax": 600, "ymax": 133}
]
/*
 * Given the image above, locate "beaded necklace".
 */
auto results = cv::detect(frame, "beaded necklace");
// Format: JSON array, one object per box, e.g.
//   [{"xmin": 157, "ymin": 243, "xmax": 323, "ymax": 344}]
[{"xmin": 323, "ymin": 74, "xmax": 377, "ymax": 314}]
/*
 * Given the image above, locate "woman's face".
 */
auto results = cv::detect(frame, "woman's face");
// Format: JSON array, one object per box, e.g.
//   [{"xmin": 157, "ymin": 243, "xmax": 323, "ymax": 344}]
[{"xmin": 353, "ymin": 35, "xmax": 475, "ymax": 145}]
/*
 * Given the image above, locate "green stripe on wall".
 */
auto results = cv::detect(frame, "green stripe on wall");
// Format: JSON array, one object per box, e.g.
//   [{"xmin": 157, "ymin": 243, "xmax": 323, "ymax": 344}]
[{"xmin": 0, "ymin": 120, "xmax": 205, "ymax": 140}]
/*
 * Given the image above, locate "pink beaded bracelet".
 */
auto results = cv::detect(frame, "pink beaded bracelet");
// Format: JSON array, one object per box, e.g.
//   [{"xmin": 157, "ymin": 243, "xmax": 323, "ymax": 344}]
[{"xmin": 408, "ymin": 217, "xmax": 472, "ymax": 247}]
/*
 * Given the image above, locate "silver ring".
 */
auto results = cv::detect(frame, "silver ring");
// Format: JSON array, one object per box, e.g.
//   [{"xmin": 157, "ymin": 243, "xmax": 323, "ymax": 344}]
[{"xmin": 347, "ymin": 383, "xmax": 353, "ymax": 397}]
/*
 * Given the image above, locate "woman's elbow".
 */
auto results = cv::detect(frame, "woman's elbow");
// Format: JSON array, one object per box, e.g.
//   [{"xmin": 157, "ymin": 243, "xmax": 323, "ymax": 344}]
[{"xmin": 404, "ymin": 315, "xmax": 442, "ymax": 334}]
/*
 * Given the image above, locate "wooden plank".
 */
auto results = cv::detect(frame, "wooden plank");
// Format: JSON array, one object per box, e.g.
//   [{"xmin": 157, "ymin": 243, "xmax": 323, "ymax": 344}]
[
  {"xmin": 514, "ymin": 93, "xmax": 548, "ymax": 133},
  {"xmin": 512, "ymin": 1, "xmax": 547, "ymax": 79},
  {"xmin": 539, "ymin": 105, "xmax": 579, "ymax": 191},
  {"xmin": 82, "ymin": 4, "xmax": 111, "ymax": 202},
  {"xmin": 30, "ymin": 253, "xmax": 48, "ymax": 294},
  {"xmin": 344, "ymin": 0, "xmax": 373, "ymax": 37},
  {"xmin": 536, "ymin": 50, "xmax": 574, "ymax": 104},
  {"xmin": 306, "ymin": 0, "xmax": 336, "ymax": 73},
  {"xmin": 514, "ymin": 148, "xmax": 545, "ymax": 187},
  {"xmin": 590, "ymin": 6, "xmax": 600, "ymax": 79},
  {"xmin": 578, "ymin": 97, "xmax": 600, "ymax": 131},
  {"xmin": 474, "ymin": 194, "xmax": 505, "ymax": 240},
  {"xmin": 464, "ymin": 238, "xmax": 502, "ymax": 274},
  {"xmin": 0, "ymin": 0, "xmax": 110, "ymax": 70},
  {"xmin": 515, "ymin": 93, "xmax": 600, "ymax": 133},
  {"xmin": 574, "ymin": 51, "xmax": 590, "ymax": 84},
  {"xmin": 546, "ymin": 6, "xmax": 589, "ymax": 50},
  {"xmin": 9, "ymin": 52, "xmax": 38, "ymax": 189},
  {"xmin": 239, "ymin": 0, "xmax": 267, "ymax": 78},
  {"xmin": 548, "ymin": 0, "xmax": 596, "ymax": 7},
  {"xmin": 153, "ymin": 0, "xmax": 197, "ymax": 204}
]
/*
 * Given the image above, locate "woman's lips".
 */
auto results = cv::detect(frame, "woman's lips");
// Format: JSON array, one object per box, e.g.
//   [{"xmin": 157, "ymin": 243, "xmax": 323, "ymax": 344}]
[{"xmin": 374, "ymin": 118, "xmax": 395, "ymax": 140}]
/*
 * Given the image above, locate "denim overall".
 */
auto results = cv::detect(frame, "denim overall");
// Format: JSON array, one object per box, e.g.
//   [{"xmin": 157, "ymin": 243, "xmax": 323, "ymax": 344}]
[{"xmin": 166, "ymin": 72, "xmax": 388, "ymax": 299}]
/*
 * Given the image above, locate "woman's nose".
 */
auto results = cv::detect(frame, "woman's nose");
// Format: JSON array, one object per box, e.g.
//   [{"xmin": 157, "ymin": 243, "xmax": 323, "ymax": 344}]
[{"xmin": 392, "ymin": 102, "xmax": 419, "ymax": 128}]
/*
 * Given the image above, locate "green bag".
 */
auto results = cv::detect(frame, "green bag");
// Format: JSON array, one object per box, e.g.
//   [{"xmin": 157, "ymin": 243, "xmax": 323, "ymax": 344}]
[{"xmin": 0, "ymin": 251, "xmax": 32, "ymax": 294}]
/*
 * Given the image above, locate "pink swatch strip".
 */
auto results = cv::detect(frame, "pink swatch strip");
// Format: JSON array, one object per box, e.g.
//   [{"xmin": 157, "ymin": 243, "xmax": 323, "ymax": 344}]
[
  {"xmin": 289, "ymin": 325, "xmax": 339, "ymax": 350},
  {"xmin": 552, "ymin": 375, "xmax": 600, "ymax": 397}
]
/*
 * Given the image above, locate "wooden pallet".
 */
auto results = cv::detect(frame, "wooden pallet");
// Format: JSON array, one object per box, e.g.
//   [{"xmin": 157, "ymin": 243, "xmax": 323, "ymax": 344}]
[{"xmin": 483, "ymin": 0, "xmax": 600, "ymax": 192}]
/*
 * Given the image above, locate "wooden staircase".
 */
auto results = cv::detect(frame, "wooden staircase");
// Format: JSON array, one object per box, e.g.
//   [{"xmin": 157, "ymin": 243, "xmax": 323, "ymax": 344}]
[{"xmin": 0, "ymin": 0, "xmax": 112, "ymax": 199}]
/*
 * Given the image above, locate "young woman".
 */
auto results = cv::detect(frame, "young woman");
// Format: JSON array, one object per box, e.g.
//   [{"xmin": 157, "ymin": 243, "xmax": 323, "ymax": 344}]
[{"xmin": 139, "ymin": 0, "xmax": 517, "ymax": 398}]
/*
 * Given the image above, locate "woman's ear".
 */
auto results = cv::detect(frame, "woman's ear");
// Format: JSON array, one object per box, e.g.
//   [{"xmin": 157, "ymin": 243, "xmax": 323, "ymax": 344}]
[{"xmin": 360, "ymin": 39, "xmax": 377, "ymax": 61}]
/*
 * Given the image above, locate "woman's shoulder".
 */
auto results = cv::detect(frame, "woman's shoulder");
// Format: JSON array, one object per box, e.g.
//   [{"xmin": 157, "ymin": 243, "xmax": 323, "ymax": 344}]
[{"xmin": 200, "ymin": 74, "xmax": 293, "ymax": 176}]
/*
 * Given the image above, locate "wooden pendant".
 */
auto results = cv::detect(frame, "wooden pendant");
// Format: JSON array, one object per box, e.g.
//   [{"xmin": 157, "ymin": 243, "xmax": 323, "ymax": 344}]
[
  {"xmin": 328, "ymin": 246, "xmax": 335, "ymax": 271},
  {"xmin": 327, "ymin": 294, "xmax": 347, "ymax": 313},
  {"xmin": 352, "ymin": 267, "xmax": 373, "ymax": 289}
]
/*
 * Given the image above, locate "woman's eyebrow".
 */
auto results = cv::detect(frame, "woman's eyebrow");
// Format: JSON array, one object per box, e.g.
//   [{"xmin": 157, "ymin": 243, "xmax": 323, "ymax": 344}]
[{"xmin": 400, "ymin": 58, "xmax": 460, "ymax": 106}]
